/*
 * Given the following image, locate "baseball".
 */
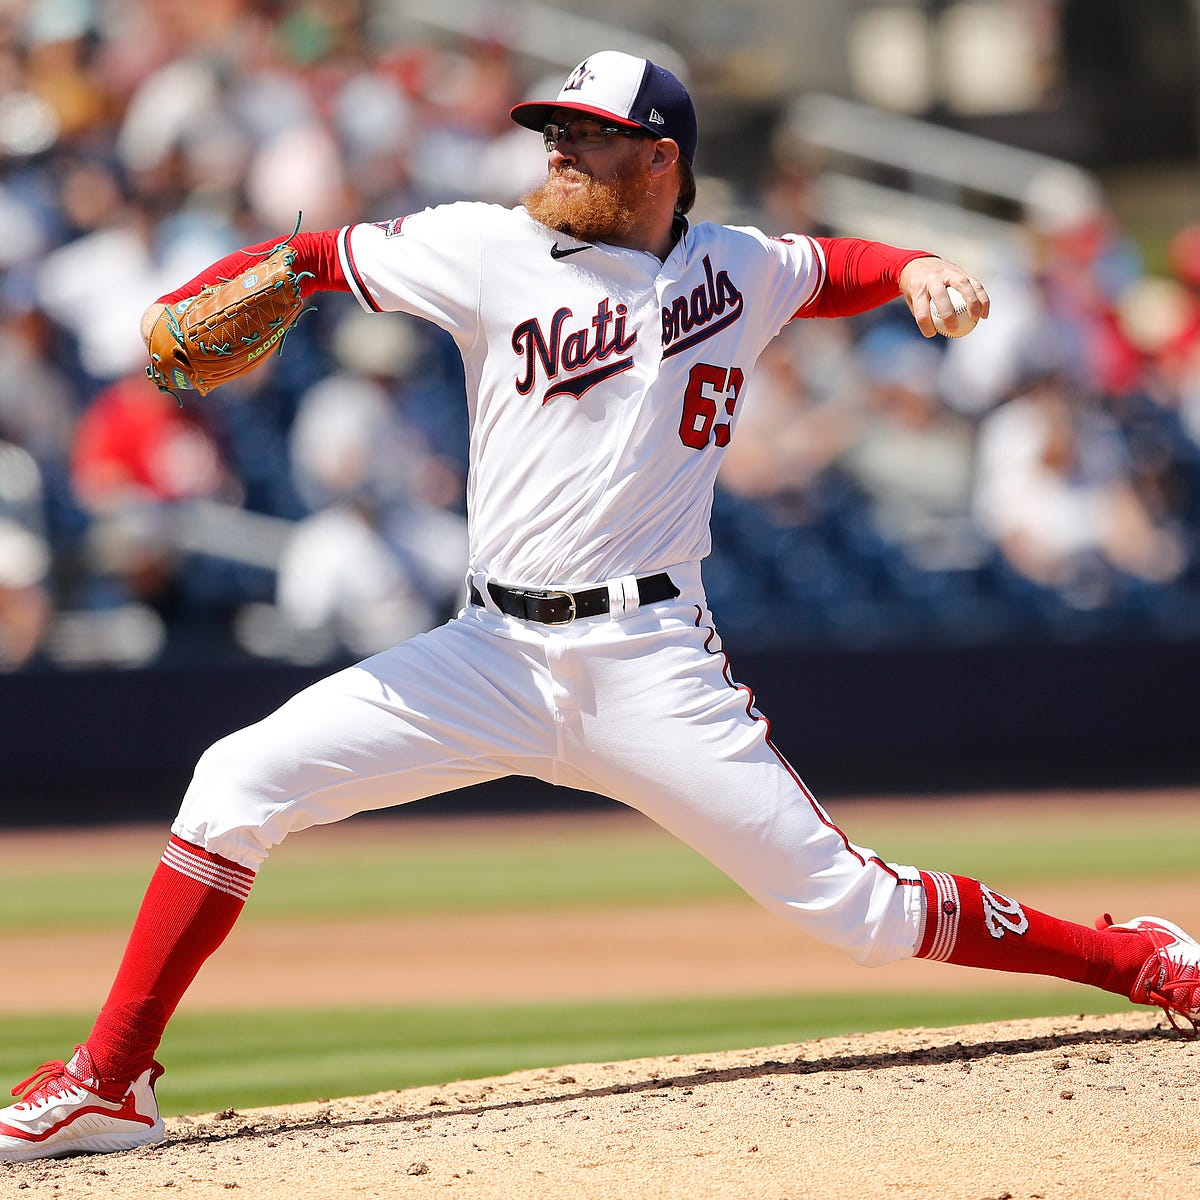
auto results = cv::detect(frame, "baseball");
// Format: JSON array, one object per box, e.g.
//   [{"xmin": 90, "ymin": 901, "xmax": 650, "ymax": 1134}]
[{"xmin": 931, "ymin": 286, "xmax": 977, "ymax": 337}]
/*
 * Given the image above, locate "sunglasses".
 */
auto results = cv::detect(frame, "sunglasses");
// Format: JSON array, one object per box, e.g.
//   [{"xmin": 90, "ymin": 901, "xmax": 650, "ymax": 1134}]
[{"xmin": 542, "ymin": 119, "xmax": 647, "ymax": 152}]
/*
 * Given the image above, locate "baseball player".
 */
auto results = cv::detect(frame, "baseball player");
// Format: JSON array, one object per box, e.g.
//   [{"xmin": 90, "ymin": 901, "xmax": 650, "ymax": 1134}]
[{"xmin": 3, "ymin": 50, "xmax": 1197, "ymax": 1163}]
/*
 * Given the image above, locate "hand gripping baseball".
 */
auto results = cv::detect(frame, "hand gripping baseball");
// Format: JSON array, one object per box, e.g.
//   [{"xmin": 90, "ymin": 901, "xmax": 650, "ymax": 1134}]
[
  {"xmin": 898, "ymin": 256, "xmax": 989, "ymax": 339},
  {"xmin": 146, "ymin": 227, "xmax": 314, "ymax": 399}
]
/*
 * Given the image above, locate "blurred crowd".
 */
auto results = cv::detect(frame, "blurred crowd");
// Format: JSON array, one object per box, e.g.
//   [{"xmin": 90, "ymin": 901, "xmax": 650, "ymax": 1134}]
[
  {"xmin": 710, "ymin": 160, "xmax": 1200, "ymax": 649},
  {"xmin": 1, "ymin": 0, "xmax": 1199, "ymax": 671}
]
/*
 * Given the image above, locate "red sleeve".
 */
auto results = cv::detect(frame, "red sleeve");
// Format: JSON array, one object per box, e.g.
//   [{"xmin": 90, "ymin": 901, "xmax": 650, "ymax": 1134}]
[
  {"xmin": 156, "ymin": 229, "xmax": 349, "ymax": 304},
  {"xmin": 796, "ymin": 237, "xmax": 932, "ymax": 320}
]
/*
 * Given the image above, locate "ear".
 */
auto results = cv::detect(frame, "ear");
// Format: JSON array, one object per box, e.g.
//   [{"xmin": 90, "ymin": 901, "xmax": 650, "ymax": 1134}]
[{"xmin": 646, "ymin": 137, "xmax": 681, "ymax": 179}]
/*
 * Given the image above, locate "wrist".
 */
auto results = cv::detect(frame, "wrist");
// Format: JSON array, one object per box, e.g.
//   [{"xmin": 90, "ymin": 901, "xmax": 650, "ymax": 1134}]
[{"xmin": 141, "ymin": 303, "xmax": 167, "ymax": 349}]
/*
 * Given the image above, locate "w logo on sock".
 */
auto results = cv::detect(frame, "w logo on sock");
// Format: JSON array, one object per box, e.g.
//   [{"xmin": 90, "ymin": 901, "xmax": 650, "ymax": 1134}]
[{"xmin": 981, "ymin": 885, "xmax": 1030, "ymax": 939}]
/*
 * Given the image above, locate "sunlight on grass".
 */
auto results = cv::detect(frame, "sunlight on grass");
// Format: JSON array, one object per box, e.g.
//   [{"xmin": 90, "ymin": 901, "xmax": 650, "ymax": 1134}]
[
  {"xmin": 2, "ymin": 797, "xmax": 1196, "ymax": 931},
  {"xmin": 0, "ymin": 988, "xmax": 1123, "ymax": 1116}
]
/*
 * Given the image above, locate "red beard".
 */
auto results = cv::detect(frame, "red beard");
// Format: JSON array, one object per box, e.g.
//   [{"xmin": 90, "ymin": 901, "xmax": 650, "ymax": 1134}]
[{"xmin": 521, "ymin": 164, "xmax": 643, "ymax": 244}]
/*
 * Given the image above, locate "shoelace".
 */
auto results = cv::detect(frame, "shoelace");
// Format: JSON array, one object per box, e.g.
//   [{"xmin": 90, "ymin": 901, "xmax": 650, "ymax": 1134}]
[
  {"xmin": 10, "ymin": 1060, "xmax": 75, "ymax": 1106},
  {"xmin": 1147, "ymin": 952, "xmax": 1200, "ymax": 1038},
  {"xmin": 1096, "ymin": 913, "xmax": 1200, "ymax": 1038}
]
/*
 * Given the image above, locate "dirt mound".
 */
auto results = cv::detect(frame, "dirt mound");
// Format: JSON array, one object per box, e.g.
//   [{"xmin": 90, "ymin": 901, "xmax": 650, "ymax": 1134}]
[{"xmin": 5, "ymin": 1012, "xmax": 1191, "ymax": 1200}]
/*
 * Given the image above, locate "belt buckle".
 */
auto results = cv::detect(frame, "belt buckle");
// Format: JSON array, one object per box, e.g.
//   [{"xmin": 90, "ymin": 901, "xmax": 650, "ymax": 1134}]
[{"xmin": 523, "ymin": 588, "xmax": 577, "ymax": 625}]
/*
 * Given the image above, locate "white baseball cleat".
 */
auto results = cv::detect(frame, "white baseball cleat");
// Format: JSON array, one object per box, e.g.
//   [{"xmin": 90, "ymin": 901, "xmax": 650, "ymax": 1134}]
[
  {"xmin": 1098, "ymin": 914, "xmax": 1200, "ymax": 1036},
  {"xmin": 0, "ymin": 1045, "xmax": 165, "ymax": 1162}
]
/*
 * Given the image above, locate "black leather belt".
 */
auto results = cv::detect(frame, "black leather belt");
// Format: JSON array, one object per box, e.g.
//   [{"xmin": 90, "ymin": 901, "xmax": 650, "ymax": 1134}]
[{"xmin": 469, "ymin": 572, "xmax": 679, "ymax": 625}]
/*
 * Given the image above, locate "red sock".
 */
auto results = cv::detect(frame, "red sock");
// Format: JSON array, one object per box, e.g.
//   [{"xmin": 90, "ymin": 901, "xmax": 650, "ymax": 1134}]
[
  {"xmin": 916, "ymin": 871, "xmax": 1151, "ymax": 997},
  {"xmin": 86, "ymin": 836, "xmax": 255, "ymax": 1083}
]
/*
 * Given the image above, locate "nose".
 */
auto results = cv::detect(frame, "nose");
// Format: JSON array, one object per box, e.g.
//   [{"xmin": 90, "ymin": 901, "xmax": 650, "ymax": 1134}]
[{"xmin": 548, "ymin": 141, "xmax": 577, "ymax": 167}]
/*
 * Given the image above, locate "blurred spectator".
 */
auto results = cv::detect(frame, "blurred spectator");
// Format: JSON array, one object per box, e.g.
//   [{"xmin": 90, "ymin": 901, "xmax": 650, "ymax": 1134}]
[
  {"xmin": 756, "ymin": 154, "xmax": 827, "ymax": 239},
  {"xmin": 473, "ymin": 67, "xmax": 562, "ymax": 204},
  {"xmin": 405, "ymin": 39, "xmax": 527, "ymax": 205},
  {"xmin": 71, "ymin": 376, "xmax": 231, "ymax": 510},
  {"xmin": 0, "ymin": 305, "xmax": 77, "ymax": 466},
  {"xmin": 1021, "ymin": 166, "xmax": 1144, "ymax": 397},
  {"xmin": 70, "ymin": 372, "xmax": 235, "ymax": 615},
  {"xmin": 0, "ymin": 517, "xmax": 52, "ymax": 670},
  {"xmin": 1150, "ymin": 224, "xmax": 1200, "ymax": 450},
  {"xmin": 36, "ymin": 174, "xmax": 160, "ymax": 387},
  {"xmin": 717, "ymin": 320, "xmax": 860, "ymax": 525},
  {"xmin": 838, "ymin": 328, "xmax": 981, "ymax": 571},
  {"xmin": 0, "ymin": 441, "xmax": 52, "ymax": 669},
  {"xmin": 23, "ymin": 10, "xmax": 110, "ymax": 147},
  {"xmin": 974, "ymin": 370, "xmax": 1186, "ymax": 608},
  {"xmin": 260, "ymin": 373, "xmax": 467, "ymax": 659}
]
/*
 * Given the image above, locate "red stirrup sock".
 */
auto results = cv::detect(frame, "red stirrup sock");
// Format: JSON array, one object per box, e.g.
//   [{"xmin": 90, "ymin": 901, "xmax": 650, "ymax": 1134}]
[
  {"xmin": 915, "ymin": 871, "xmax": 1152, "ymax": 998},
  {"xmin": 85, "ymin": 836, "xmax": 256, "ymax": 1084}
]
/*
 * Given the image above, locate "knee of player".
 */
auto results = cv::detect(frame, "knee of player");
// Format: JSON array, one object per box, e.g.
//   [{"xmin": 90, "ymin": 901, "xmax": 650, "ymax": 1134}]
[
  {"xmin": 187, "ymin": 728, "xmax": 264, "ymax": 795},
  {"xmin": 173, "ymin": 731, "xmax": 280, "ymax": 869}
]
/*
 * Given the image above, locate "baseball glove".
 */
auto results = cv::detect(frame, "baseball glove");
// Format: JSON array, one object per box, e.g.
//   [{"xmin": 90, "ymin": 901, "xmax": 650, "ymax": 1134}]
[{"xmin": 146, "ymin": 237, "xmax": 313, "ymax": 399}]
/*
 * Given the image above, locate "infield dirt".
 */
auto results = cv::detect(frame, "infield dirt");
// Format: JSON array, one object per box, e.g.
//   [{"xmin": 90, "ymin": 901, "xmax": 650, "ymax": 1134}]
[{"xmin": 3, "ymin": 1012, "xmax": 1194, "ymax": 1199}]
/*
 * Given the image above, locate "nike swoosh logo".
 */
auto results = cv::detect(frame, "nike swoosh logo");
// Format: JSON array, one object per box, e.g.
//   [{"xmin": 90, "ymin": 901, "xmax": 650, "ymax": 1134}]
[{"xmin": 550, "ymin": 242, "xmax": 592, "ymax": 260}]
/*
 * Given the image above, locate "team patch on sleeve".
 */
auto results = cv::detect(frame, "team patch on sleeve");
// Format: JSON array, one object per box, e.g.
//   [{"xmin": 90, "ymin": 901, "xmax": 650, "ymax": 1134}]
[{"xmin": 372, "ymin": 217, "xmax": 406, "ymax": 238}]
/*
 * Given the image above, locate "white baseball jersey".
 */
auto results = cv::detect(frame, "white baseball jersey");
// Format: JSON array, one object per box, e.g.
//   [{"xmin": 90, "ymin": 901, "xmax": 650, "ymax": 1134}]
[
  {"xmin": 175, "ymin": 204, "xmax": 926, "ymax": 974},
  {"xmin": 336, "ymin": 204, "xmax": 827, "ymax": 587}
]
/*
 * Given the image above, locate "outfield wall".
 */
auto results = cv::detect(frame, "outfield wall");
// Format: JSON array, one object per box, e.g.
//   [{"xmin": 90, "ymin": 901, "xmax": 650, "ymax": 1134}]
[{"xmin": 2, "ymin": 638, "xmax": 1196, "ymax": 825}]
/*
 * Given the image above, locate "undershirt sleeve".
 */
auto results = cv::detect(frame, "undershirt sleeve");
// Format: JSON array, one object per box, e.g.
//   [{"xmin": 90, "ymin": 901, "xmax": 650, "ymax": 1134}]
[
  {"xmin": 796, "ymin": 237, "xmax": 932, "ymax": 320},
  {"xmin": 156, "ymin": 229, "xmax": 348, "ymax": 304}
]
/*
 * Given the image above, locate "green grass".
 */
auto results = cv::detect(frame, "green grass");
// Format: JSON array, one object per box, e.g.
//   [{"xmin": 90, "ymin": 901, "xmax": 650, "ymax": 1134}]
[
  {"xmin": 1, "ymin": 798, "xmax": 1192, "ymax": 1115},
  {"xmin": 877, "ymin": 825, "xmax": 1197, "ymax": 887},
  {"xmin": 0, "ymin": 988, "xmax": 1117, "ymax": 1117},
  {"xmin": 0, "ymin": 831, "xmax": 740, "ymax": 930},
  {"xmin": 3, "ymin": 800, "xmax": 1198, "ymax": 931}
]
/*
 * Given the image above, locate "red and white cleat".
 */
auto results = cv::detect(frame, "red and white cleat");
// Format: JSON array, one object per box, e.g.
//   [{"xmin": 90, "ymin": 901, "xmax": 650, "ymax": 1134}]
[
  {"xmin": 0, "ymin": 1045, "xmax": 164, "ymax": 1162},
  {"xmin": 1098, "ymin": 913, "xmax": 1200, "ymax": 1037}
]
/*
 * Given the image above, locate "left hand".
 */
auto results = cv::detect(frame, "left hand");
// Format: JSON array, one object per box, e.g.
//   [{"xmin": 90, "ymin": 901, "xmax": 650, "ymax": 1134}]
[
  {"xmin": 898, "ymin": 256, "xmax": 989, "ymax": 338},
  {"xmin": 145, "ymin": 243, "xmax": 308, "ymax": 397}
]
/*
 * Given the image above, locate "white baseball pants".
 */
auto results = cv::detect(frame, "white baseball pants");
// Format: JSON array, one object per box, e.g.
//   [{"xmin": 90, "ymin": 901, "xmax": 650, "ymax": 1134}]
[{"xmin": 173, "ymin": 561, "xmax": 925, "ymax": 966}]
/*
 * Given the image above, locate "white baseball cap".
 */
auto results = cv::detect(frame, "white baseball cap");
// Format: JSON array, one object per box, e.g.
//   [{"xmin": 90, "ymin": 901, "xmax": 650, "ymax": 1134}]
[{"xmin": 510, "ymin": 51, "xmax": 697, "ymax": 162}]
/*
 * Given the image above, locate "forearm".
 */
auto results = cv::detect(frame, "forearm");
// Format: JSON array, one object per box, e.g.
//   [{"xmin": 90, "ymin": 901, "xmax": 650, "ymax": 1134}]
[
  {"xmin": 797, "ymin": 238, "xmax": 989, "ymax": 337},
  {"xmin": 143, "ymin": 228, "xmax": 350, "ymax": 351},
  {"xmin": 155, "ymin": 230, "xmax": 349, "ymax": 305},
  {"xmin": 800, "ymin": 238, "xmax": 932, "ymax": 319}
]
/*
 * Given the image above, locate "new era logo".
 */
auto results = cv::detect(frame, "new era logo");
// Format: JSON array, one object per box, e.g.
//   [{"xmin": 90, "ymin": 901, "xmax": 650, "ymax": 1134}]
[{"xmin": 648, "ymin": 108, "xmax": 665, "ymax": 125}]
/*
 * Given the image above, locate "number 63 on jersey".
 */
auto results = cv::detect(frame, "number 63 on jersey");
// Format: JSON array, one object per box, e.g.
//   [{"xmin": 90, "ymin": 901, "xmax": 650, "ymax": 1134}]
[{"xmin": 679, "ymin": 362, "xmax": 744, "ymax": 449}]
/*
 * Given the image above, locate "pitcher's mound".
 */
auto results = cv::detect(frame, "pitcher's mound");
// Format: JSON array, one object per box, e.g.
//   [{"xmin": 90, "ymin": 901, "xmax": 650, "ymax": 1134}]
[{"xmin": 7, "ymin": 1012, "xmax": 1192, "ymax": 1200}]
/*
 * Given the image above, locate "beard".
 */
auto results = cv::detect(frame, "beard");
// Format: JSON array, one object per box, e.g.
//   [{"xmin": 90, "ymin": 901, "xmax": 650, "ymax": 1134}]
[{"xmin": 521, "ymin": 162, "xmax": 645, "ymax": 244}]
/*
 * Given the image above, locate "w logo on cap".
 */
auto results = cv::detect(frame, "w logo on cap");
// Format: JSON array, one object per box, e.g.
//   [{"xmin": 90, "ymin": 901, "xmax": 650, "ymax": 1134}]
[{"xmin": 563, "ymin": 62, "xmax": 593, "ymax": 92}]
